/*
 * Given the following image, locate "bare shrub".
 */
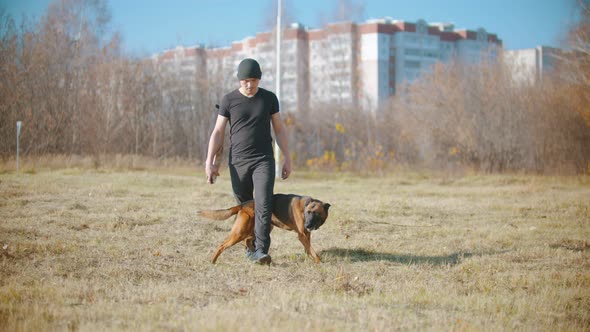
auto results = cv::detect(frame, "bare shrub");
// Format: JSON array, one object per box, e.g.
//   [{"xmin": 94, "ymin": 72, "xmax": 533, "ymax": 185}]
[{"xmin": 382, "ymin": 58, "xmax": 590, "ymax": 174}]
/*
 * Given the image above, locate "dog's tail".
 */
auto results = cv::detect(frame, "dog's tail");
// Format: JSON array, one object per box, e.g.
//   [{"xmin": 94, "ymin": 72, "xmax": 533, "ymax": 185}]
[{"xmin": 198, "ymin": 204, "xmax": 243, "ymax": 220}]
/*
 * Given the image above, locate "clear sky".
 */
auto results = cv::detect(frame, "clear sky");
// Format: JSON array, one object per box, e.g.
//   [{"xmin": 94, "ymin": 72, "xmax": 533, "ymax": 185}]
[{"xmin": 1, "ymin": 0, "xmax": 580, "ymax": 57}]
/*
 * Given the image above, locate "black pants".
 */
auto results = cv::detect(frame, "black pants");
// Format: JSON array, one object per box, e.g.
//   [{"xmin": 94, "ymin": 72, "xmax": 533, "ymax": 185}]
[{"xmin": 229, "ymin": 155, "xmax": 275, "ymax": 254}]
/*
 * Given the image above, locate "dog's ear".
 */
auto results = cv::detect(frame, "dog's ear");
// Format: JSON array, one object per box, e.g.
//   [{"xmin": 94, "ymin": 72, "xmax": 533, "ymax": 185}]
[{"xmin": 323, "ymin": 203, "xmax": 331, "ymax": 212}]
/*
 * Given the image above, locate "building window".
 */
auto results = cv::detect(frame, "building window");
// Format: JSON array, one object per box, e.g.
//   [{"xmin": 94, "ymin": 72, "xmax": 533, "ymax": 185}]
[
  {"xmin": 404, "ymin": 48, "xmax": 421, "ymax": 56},
  {"xmin": 424, "ymin": 51, "xmax": 438, "ymax": 58},
  {"xmin": 405, "ymin": 35, "xmax": 417, "ymax": 43},
  {"xmin": 405, "ymin": 60, "xmax": 421, "ymax": 69}
]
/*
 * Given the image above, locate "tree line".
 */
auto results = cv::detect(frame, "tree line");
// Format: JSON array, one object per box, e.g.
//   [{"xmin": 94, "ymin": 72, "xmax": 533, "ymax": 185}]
[
  {"xmin": 0, "ymin": 0, "xmax": 218, "ymax": 163},
  {"xmin": 1, "ymin": 0, "xmax": 589, "ymax": 174}
]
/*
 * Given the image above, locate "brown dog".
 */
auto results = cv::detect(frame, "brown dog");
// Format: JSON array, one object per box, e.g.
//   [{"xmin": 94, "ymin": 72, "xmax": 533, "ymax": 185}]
[{"xmin": 198, "ymin": 194, "xmax": 330, "ymax": 264}]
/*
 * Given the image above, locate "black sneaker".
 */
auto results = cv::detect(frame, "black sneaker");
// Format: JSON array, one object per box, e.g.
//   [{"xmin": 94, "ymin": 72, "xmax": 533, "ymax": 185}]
[{"xmin": 246, "ymin": 249, "xmax": 272, "ymax": 265}]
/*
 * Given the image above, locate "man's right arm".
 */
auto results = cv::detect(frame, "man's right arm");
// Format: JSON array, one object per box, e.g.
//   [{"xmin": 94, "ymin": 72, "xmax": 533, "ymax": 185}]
[{"xmin": 205, "ymin": 115, "xmax": 229, "ymax": 184}]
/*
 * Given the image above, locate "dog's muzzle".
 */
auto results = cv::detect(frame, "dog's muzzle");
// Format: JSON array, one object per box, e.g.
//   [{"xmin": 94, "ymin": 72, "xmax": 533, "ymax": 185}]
[{"xmin": 304, "ymin": 214, "xmax": 322, "ymax": 232}]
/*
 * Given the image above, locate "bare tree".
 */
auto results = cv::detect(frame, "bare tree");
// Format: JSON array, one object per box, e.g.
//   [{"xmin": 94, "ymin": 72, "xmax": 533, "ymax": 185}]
[
  {"xmin": 0, "ymin": 9, "xmax": 19, "ymax": 159},
  {"xmin": 558, "ymin": 0, "xmax": 590, "ymax": 126},
  {"xmin": 317, "ymin": 0, "xmax": 365, "ymax": 26},
  {"xmin": 383, "ymin": 53, "xmax": 590, "ymax": 174}
]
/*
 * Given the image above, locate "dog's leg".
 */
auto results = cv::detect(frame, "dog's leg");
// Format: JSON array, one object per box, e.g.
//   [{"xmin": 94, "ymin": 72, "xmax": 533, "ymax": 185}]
[
  {"xmin": 211, "ymin": 234, "xmax": 243, "ymax": 264},
  {"xmin": 297, "ymin": 232, "xmax": 321, "ymax": 263},
  {"xmin": 211, "ymin": 210, "xmax": 253, "ymax": 264},
  {"xmin": 243, "ymin": 236, "xmax": 255, "ymax": 252}
]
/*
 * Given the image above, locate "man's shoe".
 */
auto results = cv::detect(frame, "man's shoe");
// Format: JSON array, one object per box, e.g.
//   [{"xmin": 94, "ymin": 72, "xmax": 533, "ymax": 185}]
[
  {"xmin": 245, "ymin": 248, "xmax": 255, "ymax": 260},
  {"xmin": 246, "ymin": 249, "xmax": 272, "ymax": 265}
]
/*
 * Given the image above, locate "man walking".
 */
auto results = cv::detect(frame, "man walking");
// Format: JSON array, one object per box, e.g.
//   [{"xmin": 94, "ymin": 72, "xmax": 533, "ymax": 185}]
[{"xmin": 205, "ymin": 58, "xmax": 291, "ymax": 265}]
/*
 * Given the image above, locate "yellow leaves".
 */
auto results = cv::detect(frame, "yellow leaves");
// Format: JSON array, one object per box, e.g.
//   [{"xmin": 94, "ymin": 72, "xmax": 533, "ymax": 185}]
[
  {"xmin": 375, "ymin": 145, "xmax": 384, "ymax": 158},
  {"xmin": 335, "ymin": 123, "xmax": 345, "ymax": 134},
  {"xmin": 305, "ymin": 145, "xmax": 392, "ymax": 172},
  {"xmin": 306, "ymin": 151, "xmax": 339, "ymax": 171},
  {"xmin": 345, "ymin": 148, "xmax": 352, "ymax": 157},
  {"xmin": 323, "ymin": 151, "xmax": 336, "ymax": 162},
  {"xmin": 448, "ymin": 147, "xmax": 459, "ymax": 156},
  {"xmin": 284, "ymin": 115, "xmax": 295, "ymax": 126}
]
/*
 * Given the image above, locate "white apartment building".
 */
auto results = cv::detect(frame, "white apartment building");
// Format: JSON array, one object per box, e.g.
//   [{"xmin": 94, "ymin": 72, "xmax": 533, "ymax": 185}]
[
  {"xmin": 359, "ymin": 18, "xmax": 501, "ymax": 110},
  {"xmin": 152, "ymin": 46, "xmax": 207, "ymax": 112},
  {"xmin": 153, "ymin": 18, "xmax": 502, "ymax": 113},
  {"xmin": 504, "ymin": 46, "xmax": 561, "ymax": 85},
  {"xmin": 308, "ymin": 22, "xmax": 358, "ymax": 110},
  {"xmin": 279, "ymin": 24, "xmax": 309, "ymax": 113}
]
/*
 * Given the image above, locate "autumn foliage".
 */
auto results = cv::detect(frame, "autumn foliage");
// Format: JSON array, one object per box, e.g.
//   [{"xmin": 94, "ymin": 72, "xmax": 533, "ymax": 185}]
[
  {"xmin": 1, "ymin": 0, "xmax": 589, "ymax": 174},
  {"xmin": 0, "ymin": 0, "xmax": 218, "ymax": 164}
]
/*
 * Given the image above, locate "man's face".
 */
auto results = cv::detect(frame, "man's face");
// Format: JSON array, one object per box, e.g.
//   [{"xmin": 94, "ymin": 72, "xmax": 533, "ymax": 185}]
[{"xmin": 240, "ymin": 78, "xmax": 260, "ymax": 96}]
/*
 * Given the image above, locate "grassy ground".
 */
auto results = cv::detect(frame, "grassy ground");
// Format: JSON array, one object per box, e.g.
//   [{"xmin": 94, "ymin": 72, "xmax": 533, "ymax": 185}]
[{"xmin": 1, "ymin": 167, "xmax": 589, "ymax": 331}]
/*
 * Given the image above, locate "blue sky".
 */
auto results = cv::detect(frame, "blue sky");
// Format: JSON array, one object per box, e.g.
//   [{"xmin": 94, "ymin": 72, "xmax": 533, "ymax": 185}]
[{"xmin": 2, "ymin": 0, "xmax": 580, "ymax": 57}]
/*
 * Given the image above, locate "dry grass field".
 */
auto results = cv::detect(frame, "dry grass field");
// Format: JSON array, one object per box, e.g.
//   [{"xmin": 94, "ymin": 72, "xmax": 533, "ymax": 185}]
[{"xmin": 1, "ymin": 166, "xmax": 589, "ymax": 331}]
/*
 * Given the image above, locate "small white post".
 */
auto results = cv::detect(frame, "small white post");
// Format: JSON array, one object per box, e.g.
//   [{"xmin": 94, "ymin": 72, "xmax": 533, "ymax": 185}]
[{"xmin": 16, "ymin": 121, "xmax": 22, "ymax": 172}]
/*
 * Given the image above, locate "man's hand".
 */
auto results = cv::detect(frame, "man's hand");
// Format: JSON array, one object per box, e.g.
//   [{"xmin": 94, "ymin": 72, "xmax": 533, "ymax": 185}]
[
  {"xmin": 281, "ymin": 158, "xmax": 291, "ymax": 180},
  {"xmin": 204, "ymin": 115, "xmax": 228, "ymax": 184},
  {"xmin": 206, "ymin": 162, "xmax": 220, "ymax": 184}
]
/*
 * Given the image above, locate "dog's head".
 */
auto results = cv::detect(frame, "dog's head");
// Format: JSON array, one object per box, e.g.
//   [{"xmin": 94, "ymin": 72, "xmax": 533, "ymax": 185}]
[{"xmin": 302, "ymin": 198, "xmax": 331, "ymax": 232}]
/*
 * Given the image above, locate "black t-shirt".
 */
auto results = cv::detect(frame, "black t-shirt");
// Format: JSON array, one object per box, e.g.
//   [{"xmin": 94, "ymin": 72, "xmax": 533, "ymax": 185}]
[{"xmin": 219, "ymin": 87, "xmax": 279, "ymax": 160}]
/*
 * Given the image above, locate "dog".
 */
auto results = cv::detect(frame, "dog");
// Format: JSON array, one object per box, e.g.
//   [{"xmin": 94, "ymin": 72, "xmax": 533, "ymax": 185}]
[{"xmin": 198, "ymin": 194, "xmax": 330, "ymax": 264}]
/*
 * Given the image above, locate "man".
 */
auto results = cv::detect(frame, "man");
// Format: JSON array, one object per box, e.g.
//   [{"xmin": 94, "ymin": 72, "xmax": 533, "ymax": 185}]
[{"xmin": 205, "ymin": 58, "xmax": 291, "ymax": 265}]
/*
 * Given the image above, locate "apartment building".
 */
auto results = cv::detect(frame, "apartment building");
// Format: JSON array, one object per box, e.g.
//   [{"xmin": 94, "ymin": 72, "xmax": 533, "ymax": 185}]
[
  {"xmin": 504, "ymin": 46, "xmax": 561, "ymax": 85},
  {"xmin": 308, "ymin": 22, "xmax": 358, "ymax": 109},
  {"xmin": 153, "ymin": 18, "xmax": 502, "ymax": 113},
  {"xmin": 359, "ymin": 18, "xmax": 501, "ymax": 110},
  {"xmin": 152, "ymin": 46, "xmax": 207, "ymax": 113}
]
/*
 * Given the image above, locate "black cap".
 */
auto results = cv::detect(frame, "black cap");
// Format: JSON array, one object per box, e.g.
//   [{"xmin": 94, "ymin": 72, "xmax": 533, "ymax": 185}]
[{"xmin": 237, "ymin": 58, "xmax": 262, "ymax": 80}]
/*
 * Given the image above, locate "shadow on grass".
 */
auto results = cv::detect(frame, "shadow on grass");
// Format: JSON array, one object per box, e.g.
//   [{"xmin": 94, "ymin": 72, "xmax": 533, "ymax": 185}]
[{"xmin": 320, "ymin": 248, "xmax": 484, "ymax": 266}]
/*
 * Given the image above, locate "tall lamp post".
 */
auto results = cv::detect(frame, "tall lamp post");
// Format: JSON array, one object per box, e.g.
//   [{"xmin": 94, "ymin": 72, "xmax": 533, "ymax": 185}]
[{"xmin": 274, "ymin": 0, "xmax": 282, "ymax": 178}]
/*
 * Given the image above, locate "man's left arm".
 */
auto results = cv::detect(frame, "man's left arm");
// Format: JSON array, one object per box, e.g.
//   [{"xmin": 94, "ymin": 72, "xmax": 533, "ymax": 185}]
[{"xmin": 271, "ymin": 112, "xmax": 292, "ymax": 180}]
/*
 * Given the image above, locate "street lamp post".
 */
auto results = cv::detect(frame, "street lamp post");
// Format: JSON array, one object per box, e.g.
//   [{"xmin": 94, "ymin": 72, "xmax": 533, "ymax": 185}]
[{"xmin": 274, "ymin": 0, "xmax": 282, "ymax": 178}]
